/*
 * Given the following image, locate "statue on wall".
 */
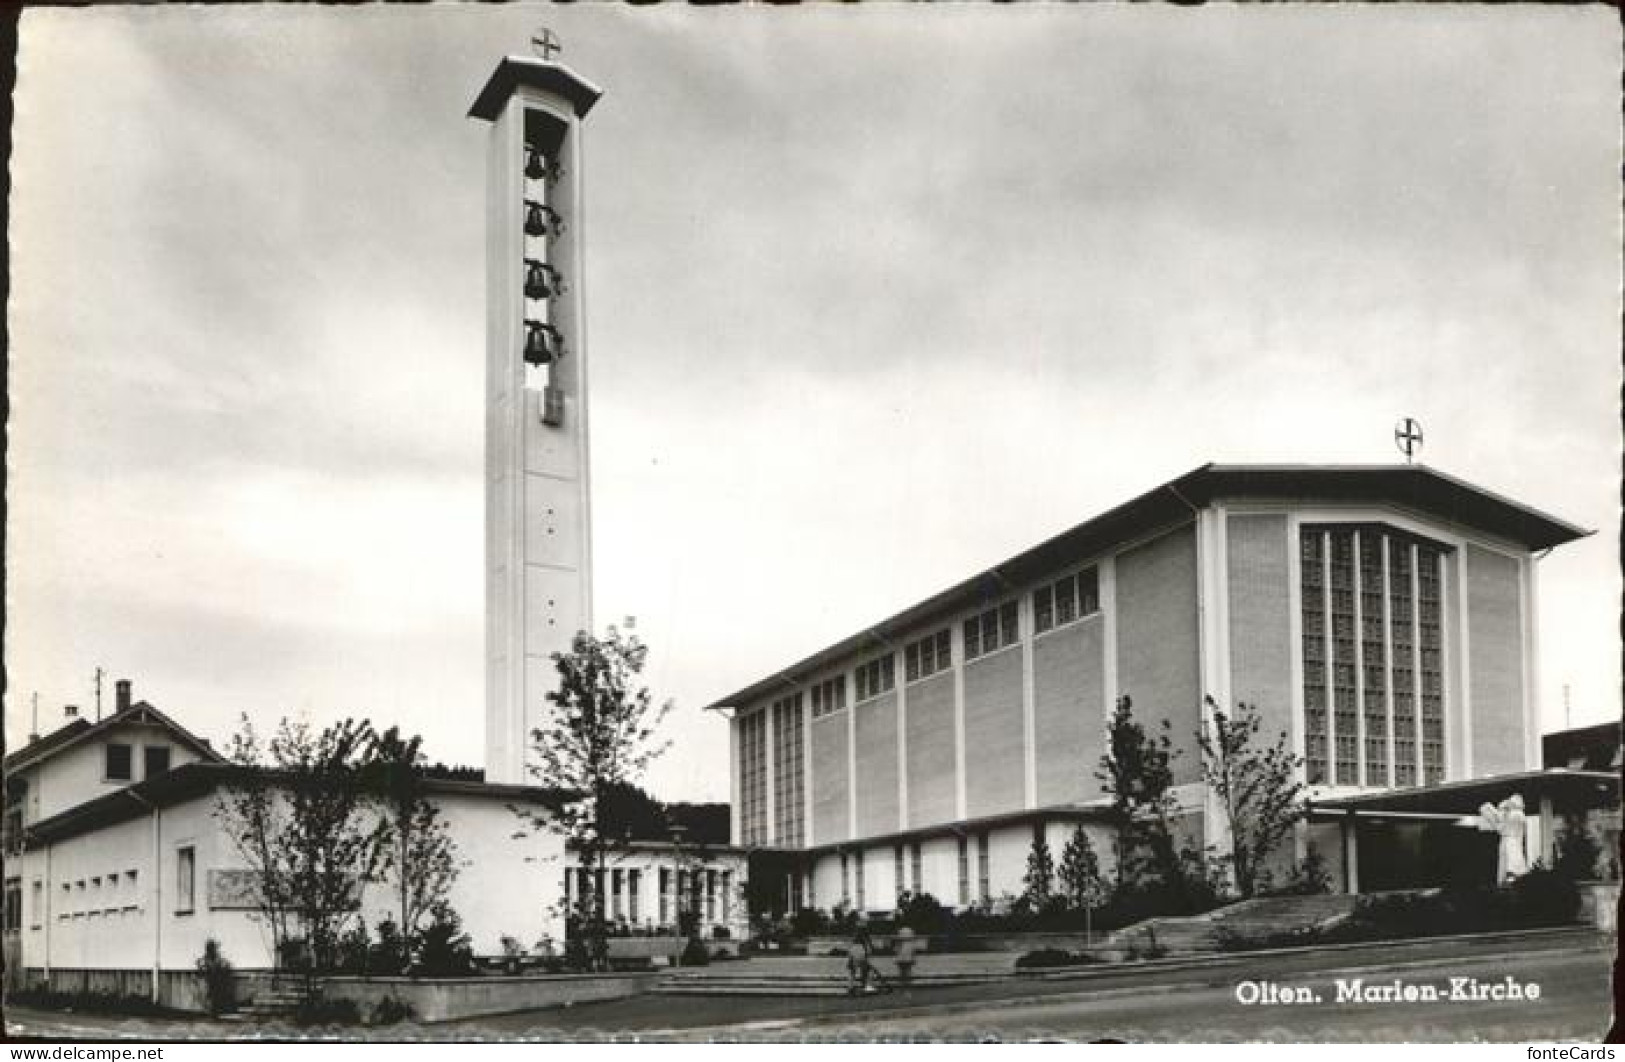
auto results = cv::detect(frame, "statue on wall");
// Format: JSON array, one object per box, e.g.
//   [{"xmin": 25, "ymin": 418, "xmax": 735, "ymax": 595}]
[{"xmin": 1472, "ymin": 794, "xmax": 1531, "ymax": 884}]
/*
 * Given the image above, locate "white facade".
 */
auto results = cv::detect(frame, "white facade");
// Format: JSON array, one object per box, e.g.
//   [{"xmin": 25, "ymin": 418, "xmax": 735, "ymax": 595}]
[
  {"xmin": 561, "ymin": 844, "xmax": 749, "ymax": 940},
  {"xmin": 5, "ymin": 700, "xmax": 570, "ymax": 979}
]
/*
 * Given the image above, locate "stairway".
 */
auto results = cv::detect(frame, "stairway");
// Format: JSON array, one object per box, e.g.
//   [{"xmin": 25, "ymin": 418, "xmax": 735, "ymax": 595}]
[{"xmin": 239, "ymin": 983, "xmax": 317, "ymax": 1021}]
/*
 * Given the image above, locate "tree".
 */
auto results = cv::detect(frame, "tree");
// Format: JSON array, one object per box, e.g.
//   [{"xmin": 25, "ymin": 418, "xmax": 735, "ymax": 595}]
[
  {"xmin": 515, "ymin": 627, "xmax": 673, "ymax": 969},
  {"xmin": 1021, "ymin": 830, "xmax": 1056, "ymax": 911},
  {"xmin": 214, "ymin": 716, "xmax": 384, "ymax": 988},
  {"xmin": 1095, "ymin": 695, "xmax": 1182, "ymax": 892},
  {"xmin": 1056, "ymin": 825, "xmax": 1107, "ymax": 910},
  {"xmin": 366, "ymin": 726, "xmax": 463, "ymax": 966},
  {"xmin": 1196, "ymin": 697, "xmax": 1308, "ymax": 898}
]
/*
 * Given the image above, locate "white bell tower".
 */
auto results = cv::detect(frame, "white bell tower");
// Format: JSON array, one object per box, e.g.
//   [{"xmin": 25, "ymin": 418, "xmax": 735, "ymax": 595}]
[{"xmin": 470, "ymin": 52, "xmax": 601, "ymax": 784}]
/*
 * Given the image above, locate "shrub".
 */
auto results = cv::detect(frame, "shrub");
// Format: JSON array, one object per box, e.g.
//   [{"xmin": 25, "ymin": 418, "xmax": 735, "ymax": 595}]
[
  {"xmin": 895, "ymin": 890, "xmax": 952, "ymax": 936},
  {"xmin": 679, "ymin": 936, "xmax": 711, "ymax": 966},
  {"xmin": 333, "ymin": 923, "xmax": 373, "ymax": 975},
  {"xmin": 369, "ymin": 918, "xmax": 411, "ymax": 976},
  {"xmin": 1014, "ymin": 948, "xmax": 1101, "ymax": 969},
  {"xmin": 1555, "ymin": 817, "xmax": 1604, "ymax": 882},
  {"xmin": 1507, "ymin": 867, "xmax": 1581, "ymax": 925},
  {"xmin": 416, "ymin": 903, "xmax": 477, "ymax": 976},
  {"xmin": 8, "ymin": 987, "xmax": 187, "ymax": 1020},
  {"xmin": 789, "ymin": 907, "xmax": 830, "ymax": 938},
  {"xmin": 195, "ymin": 938, "xmax": 237, "ymax": 1015},
  {"xmin": 1260, "ymin": 847, "xmax": 1333, "ymax": 897},
  {"xmin": 293, "ymin": 996, "xmax": 362, "ymax": 1026},
  {"xmin": 368, "ymin": 995, "xmax": 417, "ymax": 1026}
]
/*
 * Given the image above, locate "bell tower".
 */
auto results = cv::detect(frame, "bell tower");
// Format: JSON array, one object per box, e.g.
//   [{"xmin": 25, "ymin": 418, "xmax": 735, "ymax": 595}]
[{"xmin": 470, "ymin": 51, "xmax": 601, "ymax": 784}]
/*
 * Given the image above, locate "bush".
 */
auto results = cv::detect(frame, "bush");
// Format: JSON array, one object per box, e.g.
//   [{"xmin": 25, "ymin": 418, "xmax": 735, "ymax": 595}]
[
  {"xmin": 1014, "ymin": 948, "xmax": 1101, "ymax": 969},
  {"xmin": 1507, "ymin": 867, "xmax": 1581, "ymax": 925},
  {"xmin": 416, "ymin": 903, "xmax": 477, "ymax": 976},
  {"xmin": 7, "ymin": 987, "xmax": 188, "ymax": 1020},
  {"xmin": 368, "ymin": 995, "xmax": 417, "ymax": 1026},
  {"xmin": 1260, "ymin": 847, "xmax": 1333, "ymax": 897},
  {"xmin": 679, "ymin": 936, "xmax": 711, "ymax": 967},
  {"xmin": 293, "ymin": 996, "xmax": 362, "ymax": 1026},
  {"xmin": 195, "ymin": 938, "xmax": 237, "ymax": 1015},
  {"xmin": 895, "ymin": 890, "xmax": 952, "ymax": 936}
]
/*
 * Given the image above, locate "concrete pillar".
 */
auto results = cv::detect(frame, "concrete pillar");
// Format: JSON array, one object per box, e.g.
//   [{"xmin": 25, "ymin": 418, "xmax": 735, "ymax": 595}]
[{"xmin": 1342, "ymin": 811, "xmax": 1360, "ymax": 894}]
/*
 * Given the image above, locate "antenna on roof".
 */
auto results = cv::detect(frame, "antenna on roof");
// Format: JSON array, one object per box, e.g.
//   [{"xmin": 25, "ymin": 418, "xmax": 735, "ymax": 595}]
[
  {"xmin": 94, "ymin": 666, "xmax": 105, "ymax": 722},
  {"xmin": 1394, "ymin": 417, "xmax": 1423, "ymax": 465}
]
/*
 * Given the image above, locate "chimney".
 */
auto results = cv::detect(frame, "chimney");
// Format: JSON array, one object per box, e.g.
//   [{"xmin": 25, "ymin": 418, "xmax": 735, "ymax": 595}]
[
  {"xmin": 64, "ymin": 705, "xmax": 80, "ymax": 719},
  {"xmin": 115, "ymin": 679, "xmax": 132, "ymax": 714}
]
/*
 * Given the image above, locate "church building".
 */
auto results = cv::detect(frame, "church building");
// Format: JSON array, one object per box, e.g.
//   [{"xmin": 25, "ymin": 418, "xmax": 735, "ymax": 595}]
[{"xmin": 711, "ymin": 463, "xmax": 1612, "ymax": 909}]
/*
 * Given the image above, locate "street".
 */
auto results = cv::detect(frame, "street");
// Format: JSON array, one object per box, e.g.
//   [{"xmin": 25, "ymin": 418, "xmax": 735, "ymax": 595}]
[{"xmin": 5, "ymin": 931, "xmax": 1613, "ymax": 1043}]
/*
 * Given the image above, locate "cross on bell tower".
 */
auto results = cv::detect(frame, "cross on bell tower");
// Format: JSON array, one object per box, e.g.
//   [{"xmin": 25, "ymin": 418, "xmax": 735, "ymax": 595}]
[{"xmin": 470, "ymin": 51, "xmax": 603, "ymax": 784}]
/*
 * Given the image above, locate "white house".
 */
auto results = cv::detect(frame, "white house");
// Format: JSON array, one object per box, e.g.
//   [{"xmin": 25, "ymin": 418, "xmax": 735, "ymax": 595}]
[{"xmin": 3, "ymin": 684, "xmax": 572, "ymax": 996}]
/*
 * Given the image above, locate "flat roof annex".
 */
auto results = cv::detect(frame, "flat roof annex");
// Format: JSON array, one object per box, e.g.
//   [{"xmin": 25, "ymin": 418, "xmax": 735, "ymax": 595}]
[{"xmin": 702, "ymin": 463, "xmax": 1589, "ymax": 714}]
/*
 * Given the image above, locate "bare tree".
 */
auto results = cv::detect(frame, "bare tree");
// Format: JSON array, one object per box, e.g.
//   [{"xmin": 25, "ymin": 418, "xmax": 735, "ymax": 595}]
[
  {"xmin": 366, "ymin": 727, "xmax": 463, "ymax": 966},
  {"xmin": 1196, "ymin": 697, "xmax": 1308, "ymax": 898},
  {"xmin": 214, "ymin": 716, "xmax": 383, "ymax": 988},
  {"xmin": 514, "ymin": 627, "xmax": 673, "ymax": 968}
]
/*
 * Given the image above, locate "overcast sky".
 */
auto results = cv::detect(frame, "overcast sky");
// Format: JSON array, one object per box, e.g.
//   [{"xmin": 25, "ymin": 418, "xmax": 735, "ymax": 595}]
[{"xmin": 7, "ymin": 5, "xmax": 1619, "ymax": 802}]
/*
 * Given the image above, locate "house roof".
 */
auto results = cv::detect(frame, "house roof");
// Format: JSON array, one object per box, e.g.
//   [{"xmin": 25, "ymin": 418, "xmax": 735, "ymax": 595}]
[
  {"xmin": 701, "ymin": 463, "xmax": 1589, "ymax": 713},
  {"xmin": 19, "ymin": 761, "xmax": 577, "ymax": 849},
  {"xmin": 4, "ymin": 700, "xmax": 226, "ymax": 776}
]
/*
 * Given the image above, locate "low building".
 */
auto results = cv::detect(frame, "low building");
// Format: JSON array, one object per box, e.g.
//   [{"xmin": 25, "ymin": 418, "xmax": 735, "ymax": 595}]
[
  {"xmin": 560, "ymin": 840, "xmax": 750, "ymax": 943},
  {"xmin": 3, "ymin": 685, "xmax": 571, "ymax": 996},
  {"xmin": 709, "ymin": 463, "xmax": 1617, "ymax": 910}
]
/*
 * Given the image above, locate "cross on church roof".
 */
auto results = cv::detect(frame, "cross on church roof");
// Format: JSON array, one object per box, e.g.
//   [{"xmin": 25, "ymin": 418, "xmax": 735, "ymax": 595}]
[
  {"xmin": 531, "ymin": 28, "xmax": 562, "ymax": 63},
  {"xmin": 1394, "ymin": 417, "xmax": 1424, "ymax": 463}
]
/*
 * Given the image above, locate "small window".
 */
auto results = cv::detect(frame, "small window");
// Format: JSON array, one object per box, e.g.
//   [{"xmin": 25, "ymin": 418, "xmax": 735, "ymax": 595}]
[
  {"xmin": 1034, "ymin": 567, "xmax": 1100, "ymax": 634},
  {"xmin": 176, "ymin": 846, "xmax": 196, "ymax": 914},
  {"xmin": 904, "ymin": 629, "xmax": 952, "ymax": 682},
  {"xmin": 854, "ymin": 655, "xmax": 895, "ymax": 702},
  {"xmin": 964, "ymin": 601, "xmax": 1019, "ymax": 661},
  {"xmin": 143, "ymin": 746, "xmax": 171, "ymax": 779},
  {"xmin": 810, "ymin": 676, "xmax": 847, "ymax": 718},
  {"xmin": 105, "ymin": 744, "xmax": 133, "ymax": 782}
]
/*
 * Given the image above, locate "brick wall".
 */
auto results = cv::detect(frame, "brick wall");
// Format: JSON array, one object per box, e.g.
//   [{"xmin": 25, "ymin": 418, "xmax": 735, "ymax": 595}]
[
  {"xmin": 854, "ymin": 692, "xmax": 900, "ymax": 838},
  {"xmin": 1466, "ymin": 544, "xmax": 1527, "ymax": 775},
  {"xmin": 963, "ymin": 647, "xmax": 1026, "ymax": 818},
  {"xmin": 1033, "ymin": 618, "xmax": 1106, "ymax": 805},
  {"xmin": 905, "ymin": 672, "xmax": 956, "ymax": 827},
  {"xmin": 811, "ymin": 714, "xmax": 850, "ymax": 845},
  {"xmin": 1116, "ymin": 525, "xmax": 1203, "ymax": 783},
  {"xmin": 1227, "ymin": 514, "xmax": 1294, "ymax": 743}
]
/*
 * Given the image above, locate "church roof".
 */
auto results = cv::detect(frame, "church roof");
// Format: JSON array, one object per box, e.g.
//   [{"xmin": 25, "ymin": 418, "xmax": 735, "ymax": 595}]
[{"xmin": 702, "ymin": 463, "xmax": 1589, "ymax": 713}]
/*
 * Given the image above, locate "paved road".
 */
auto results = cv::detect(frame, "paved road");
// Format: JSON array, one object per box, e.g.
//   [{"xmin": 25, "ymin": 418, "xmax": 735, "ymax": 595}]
[
  {"xmin": 6, "ymin": 931, "xmax": 1613, "ymax": 1043},
  {"xmin": 777, "ymin": 947, "xmax": 1613, "ymax": 1043}
]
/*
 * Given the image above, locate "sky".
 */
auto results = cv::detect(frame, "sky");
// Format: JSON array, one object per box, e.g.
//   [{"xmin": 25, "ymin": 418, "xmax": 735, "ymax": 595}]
[{"xmin": 6, "ymin": 5, "xmax": 1620, "ymax": 802}]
